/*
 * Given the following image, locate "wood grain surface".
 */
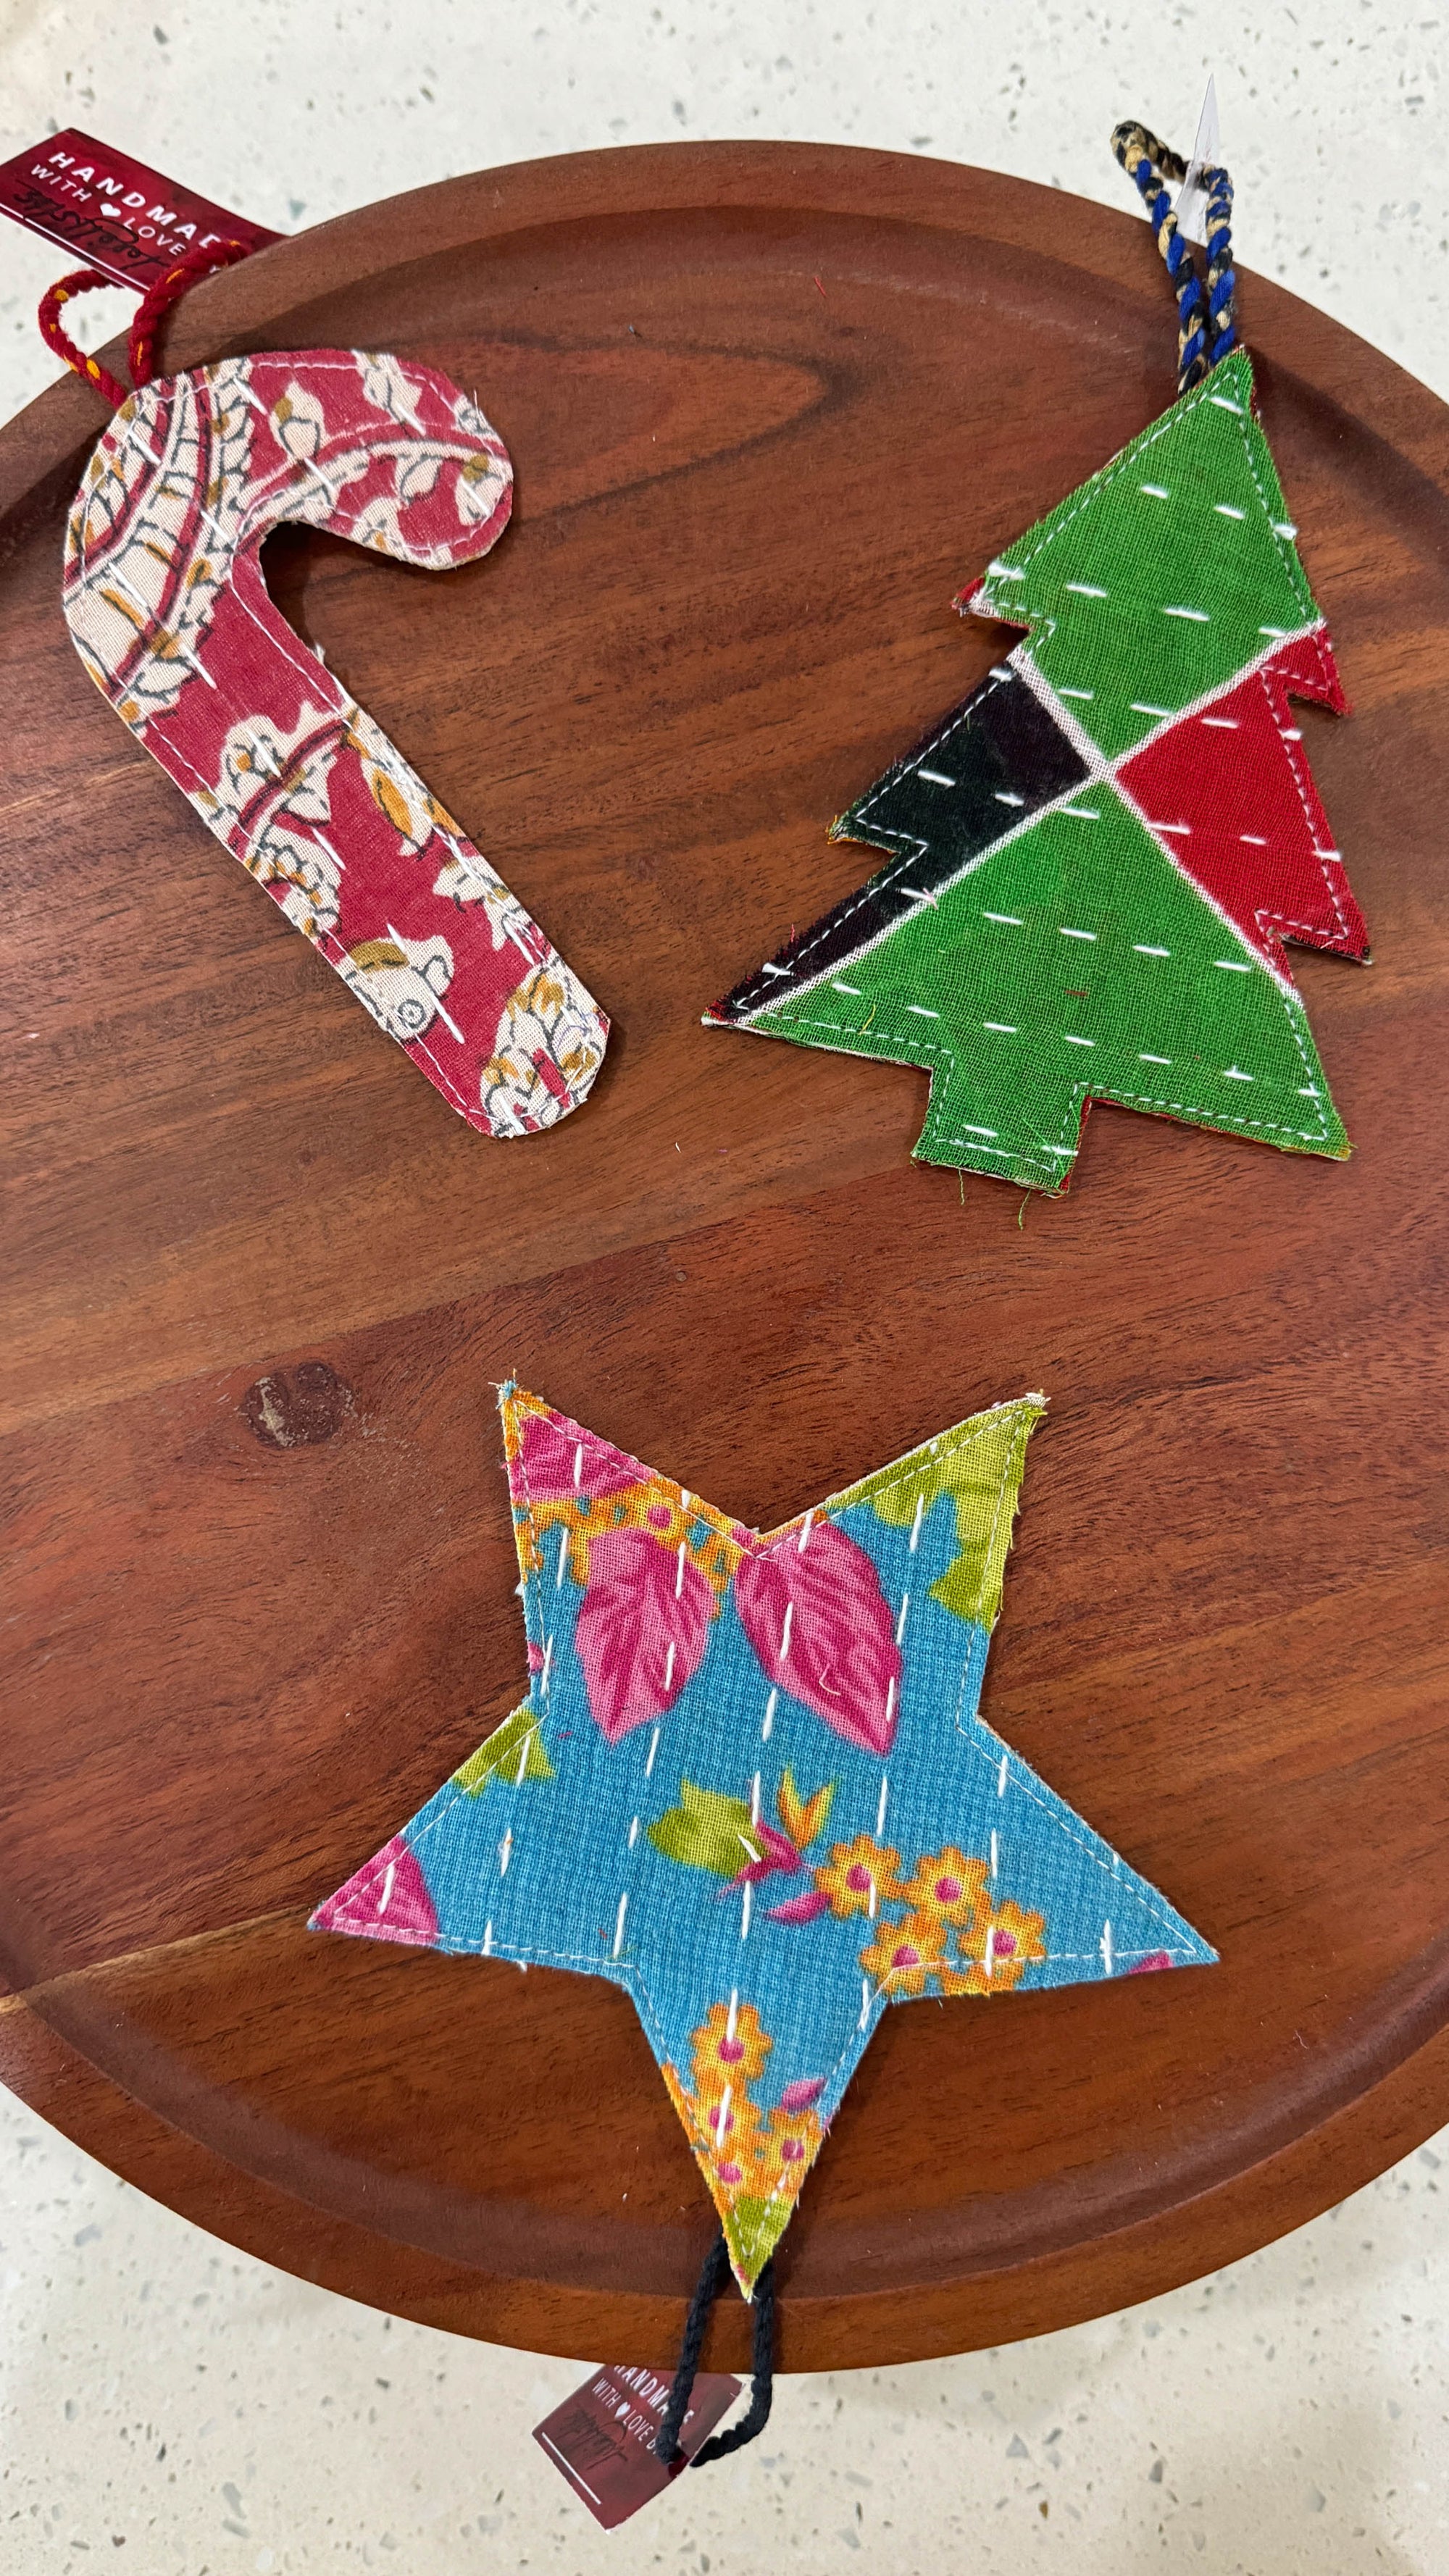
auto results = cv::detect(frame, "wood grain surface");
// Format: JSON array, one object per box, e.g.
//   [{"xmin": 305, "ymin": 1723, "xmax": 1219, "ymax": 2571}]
[{"xmin": 1, "ymin": 142, "xmax": 1446, "ymax": 2372}]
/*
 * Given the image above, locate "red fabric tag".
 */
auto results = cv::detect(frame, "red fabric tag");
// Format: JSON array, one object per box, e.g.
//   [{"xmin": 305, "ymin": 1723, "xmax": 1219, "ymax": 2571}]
[
  {"xmin": 0, "ymin": 129, "xmax": 279, "ymax": 288},
  {"xmin": 533, "ymin": 2365, "xmax": 743, "ymax": 2527}
]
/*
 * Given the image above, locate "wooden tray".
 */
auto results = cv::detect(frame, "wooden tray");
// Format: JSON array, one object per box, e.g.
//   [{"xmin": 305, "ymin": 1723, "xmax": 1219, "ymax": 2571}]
[{"xmin": 2, "ymin": 143, "xmax": 1447, "ymax": 2372}]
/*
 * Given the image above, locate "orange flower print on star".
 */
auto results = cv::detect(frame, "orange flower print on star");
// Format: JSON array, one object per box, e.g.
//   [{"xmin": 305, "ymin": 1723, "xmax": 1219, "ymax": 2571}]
[
  {"xmin": 665, "ymin": 2010, "xmax": 832, "ymax": 2221},
  {"xmin": 502, "ymin": 1387, "xmax": 743, "ymax": 1601},
  {"xmin": 614, "ymin": 1484, "xmax": 743, "ymax": 1599},
  {"xmin": 690, "ymin": 1997, "xmax": 772, "ymax": 2088},
  {"xmin": 522, "ymin": 1477, "xmax": 745, "ymax": 1599},
  {"xmin": 941, "ymin": 1898, "xmax": 1047, "ymax": 1996},
  {"xmin": 898, "ymin": 1845, "xmax": 990, "ymax": 1930},
  {"xmin": 770, "ymin": 2129, "xmax": 811, "ymax": 2185},
  {"xmin": 698, "ymin": 2082, "xmax": 763, "ymax": 2180},
  {"xmin": 859, "ymin": 1911, "xmax": 948, "ymax": 1998},
  {"xmin": 661, "ymin": 2057, "xmax": 761, "ymax": 2187},
  {"xmin": 751, "ymin": 2081, "xmax": 827, "ymax": 2196},
  {"xmin": 814, "ymin": 1833, "xmax": 906, "ymax": 1920}
]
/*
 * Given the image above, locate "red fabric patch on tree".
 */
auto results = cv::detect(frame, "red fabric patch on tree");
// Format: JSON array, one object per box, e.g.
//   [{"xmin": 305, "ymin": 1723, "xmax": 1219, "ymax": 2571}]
[{"xmin": 1119, "ymin": 630, "xmax": 1368, "ymax": 977}]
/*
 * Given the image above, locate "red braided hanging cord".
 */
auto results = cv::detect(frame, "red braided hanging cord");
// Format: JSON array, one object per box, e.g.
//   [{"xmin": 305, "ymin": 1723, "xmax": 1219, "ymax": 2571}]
[{"xmin": 38, "ymin": 235, "xmax": 254, "ymax": 410}]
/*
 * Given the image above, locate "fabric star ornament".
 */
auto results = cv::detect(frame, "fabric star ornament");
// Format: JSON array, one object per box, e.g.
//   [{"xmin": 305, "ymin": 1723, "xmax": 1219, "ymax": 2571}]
[
  {"xmin": 313, "ymin": 1384, "xmax": 1215, "ymax": 2293},
  {"xmin": 63, "ymin": 348, "xmax": 607, "ymax": 1137},
  {"xmin": 707, "ymin": 348, "xmax": 1369, "ymax": 1193}
]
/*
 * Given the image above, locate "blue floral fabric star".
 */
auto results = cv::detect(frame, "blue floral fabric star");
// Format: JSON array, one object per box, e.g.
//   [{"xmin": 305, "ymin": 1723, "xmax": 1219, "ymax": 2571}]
[{"xmin": 312, "ymin": 1384, "xmax": 1215, "ymax": 2291}]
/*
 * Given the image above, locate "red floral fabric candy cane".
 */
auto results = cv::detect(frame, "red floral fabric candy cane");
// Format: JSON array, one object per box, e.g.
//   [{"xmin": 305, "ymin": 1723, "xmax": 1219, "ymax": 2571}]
[{"xmin": 63, "ymin": 348, "xmax": 607, "ymax": 1136}]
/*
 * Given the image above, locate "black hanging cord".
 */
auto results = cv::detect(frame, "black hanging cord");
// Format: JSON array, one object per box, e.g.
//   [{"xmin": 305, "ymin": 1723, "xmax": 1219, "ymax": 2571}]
[
  {"xmin": 693, "ymin": 2261, "xmax": 775, "ymax": 2464},
  {"xmin": 654, "ymin": 2230, "xmax": 777, "ymax": 2468},
  {"xmin": 654, "ymin": 2233, "xmax": 731, "ymax": 2463}
]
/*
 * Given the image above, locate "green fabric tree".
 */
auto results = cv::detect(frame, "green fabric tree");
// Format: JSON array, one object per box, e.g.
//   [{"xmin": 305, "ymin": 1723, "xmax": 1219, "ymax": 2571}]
[{"xmin": 709, "ymin": 351, "xmax": 1369, "ymax": 1193}]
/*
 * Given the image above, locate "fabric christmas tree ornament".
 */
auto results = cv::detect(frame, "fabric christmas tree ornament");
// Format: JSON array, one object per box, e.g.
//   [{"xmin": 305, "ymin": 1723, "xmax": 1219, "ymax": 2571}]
[
  {"xmin": 706, "ymin": 151, "xmax": 1369, "ymax": 1194},
  {"xmin": 313, "ymin": 1384, "xmax": 1215, "ymax": 2298},
  {"xmin": 63, "ymin": 348, "xmax": 608, "ymax": 1136}
]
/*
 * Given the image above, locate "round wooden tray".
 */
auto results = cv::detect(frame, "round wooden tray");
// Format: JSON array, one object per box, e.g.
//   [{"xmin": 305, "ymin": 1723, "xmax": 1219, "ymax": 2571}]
[{"xmin": 2, "ymin": 143, "xmax": 1447, "ymax": 2373}]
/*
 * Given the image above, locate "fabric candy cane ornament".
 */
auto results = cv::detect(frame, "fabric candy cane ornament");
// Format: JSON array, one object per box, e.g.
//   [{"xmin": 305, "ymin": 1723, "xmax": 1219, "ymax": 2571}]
[
  {"xmin": 313, "ymin": 1384, "xmax": 1214, "ymax": 2330},
  {"xmin": 707, "ymin": 127, "xmax": 1369, "ymax": 1193},
  {"xmin": 63, "ymin": 348, "xmax": 607, "ymax": 1135}
]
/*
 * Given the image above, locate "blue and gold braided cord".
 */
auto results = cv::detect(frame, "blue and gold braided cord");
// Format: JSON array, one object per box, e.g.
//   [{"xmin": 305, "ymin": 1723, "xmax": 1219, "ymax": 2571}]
[
  {"xmin": 1111, "ymin": 122, "xmax": 1206, "ymax": 390},
  {"xmin": 1111, "ymin": 120, "xmax": 1237, "ymax": 396},
  {"xmin": 1202, "ymin": 160, "xmax": 1237, "ymax": 367}
]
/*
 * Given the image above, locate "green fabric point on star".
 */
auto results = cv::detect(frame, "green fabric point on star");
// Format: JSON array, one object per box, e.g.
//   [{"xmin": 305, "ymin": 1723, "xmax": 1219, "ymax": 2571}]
[
  {"xmin": 724, "ymin": 2193, "xmax": 792, "ymax": 2288},
  {"xmin": 838, "ymin": 1399, "xmax": 1045, "ymax": 1628}
]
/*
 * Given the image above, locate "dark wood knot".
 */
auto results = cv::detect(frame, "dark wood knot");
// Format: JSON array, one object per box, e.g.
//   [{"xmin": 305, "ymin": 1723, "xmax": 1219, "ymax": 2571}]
[{"xmin": 241, "ymin": 1360, "xmax": 356, "ymax": 1449}]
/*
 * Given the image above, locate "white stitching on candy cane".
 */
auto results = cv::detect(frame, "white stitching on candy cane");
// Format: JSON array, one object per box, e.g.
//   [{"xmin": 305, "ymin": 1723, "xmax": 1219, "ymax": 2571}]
[{"xmin": 63, "ymin": 351, "xmax": 607, "ymax": 1138}]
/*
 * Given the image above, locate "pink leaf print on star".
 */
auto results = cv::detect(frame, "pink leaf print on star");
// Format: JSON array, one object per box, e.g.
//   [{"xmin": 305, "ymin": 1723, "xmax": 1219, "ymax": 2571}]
[
  {"xmin": 309, "ymin": 1834, "xmax": 438, "ymax": 1948},
  {"xmin": 573, "ymin": 1527, "xmax": 714, "ymax": 1742},
  {"xmin": 735, "ymin": 1519, "xmax": 903, "ymax": 1755},
  {"xmin": 515, "ymin": 1407, "xmax": 637, "ymax": 1507},
  {"xmin": 779, "ymin": 2075, "xmax": 827, "ymax": 2111},
  {"xmin": 726, "ymin": 1820, "xmax": 801, "ymax": 1891},
  {"xmin": 767, "ymin": 1889, "xmax": 831, "ymax": 1925}
]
